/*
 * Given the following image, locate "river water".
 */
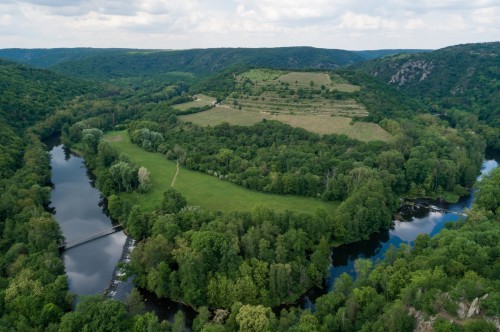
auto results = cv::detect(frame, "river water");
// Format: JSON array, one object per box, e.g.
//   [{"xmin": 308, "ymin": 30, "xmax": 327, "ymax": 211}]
[
  {"xmin": 327, "ymin": 158, "xmax": 498, "ymax": 285},
  {"xmin": 297, "ymin": 156, "xmax": 499, "ymax": 310},
  {"xmin": 50, "ymin": 145, "xmax": 128, "ymax": 296},
  {"xmin": 49, "ymin": 143, "xmax": 196, "ymax": 323},
  {"xmin": 49, "ymin": 142, "xmax": 498, "ymax": 318}
]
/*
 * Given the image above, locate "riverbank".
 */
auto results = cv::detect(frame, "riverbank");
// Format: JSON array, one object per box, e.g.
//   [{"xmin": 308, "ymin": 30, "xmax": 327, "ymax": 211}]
[{"xmin": 105, "ymin": 236, "xmax": 136, "ymax": 299}]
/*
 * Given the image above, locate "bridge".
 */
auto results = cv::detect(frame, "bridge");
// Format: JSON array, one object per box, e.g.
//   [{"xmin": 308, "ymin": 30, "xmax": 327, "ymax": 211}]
[{"xmin": 59, "ymin": 224, "xmax": 123, "ymax": 251}]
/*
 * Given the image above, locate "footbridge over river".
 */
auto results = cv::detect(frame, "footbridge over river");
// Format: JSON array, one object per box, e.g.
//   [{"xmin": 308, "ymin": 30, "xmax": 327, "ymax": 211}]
[{"xmin": 59, "ymin": 224, "xmax": 123, "ymax": 251}]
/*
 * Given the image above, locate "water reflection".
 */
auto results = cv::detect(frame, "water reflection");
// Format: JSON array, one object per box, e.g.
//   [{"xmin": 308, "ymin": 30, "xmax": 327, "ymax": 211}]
[
  {"xmin": 50, "ymin": 145, "xmax": 127, "ymax": 295},
  {"xmin": 326, "ymin": 158, "xmax": 498, "ymax": 291}
]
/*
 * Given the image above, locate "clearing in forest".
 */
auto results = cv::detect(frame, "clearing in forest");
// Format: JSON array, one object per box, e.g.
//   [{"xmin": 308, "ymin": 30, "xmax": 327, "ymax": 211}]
[
  {"xmin": 227, "ymin": 69, "xmax": 366, "ymax": 116},
  {"xmin": 240, "ymin": 69, "xmax": 362, "ymax": 92},
  {"xmin": 237, "ymin": 68, "xmax": 286, "ymax": 82},
  {"xmin": 277, "ymin": 72, "xmax": 332, "ymax": 87},
  {"xmin": 182, "ymin": 69, "xmax": 391, "ymax": 142},
  {"xmin": 172, "ymin": 94, "xmax": 216, "ymax": 112},
  {"xmin": 181, "ymin": 108, "xmax": 393, "ymax": 142},
  {"xmin": 104, "ymin": 131, "xmax": 337, "ymax": 214}
]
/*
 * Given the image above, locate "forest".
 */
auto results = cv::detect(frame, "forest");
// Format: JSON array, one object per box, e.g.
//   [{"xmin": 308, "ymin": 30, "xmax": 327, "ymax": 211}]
[{"xmin": 0, "ymin": 43, "xmax": 498, "ymax": 331}]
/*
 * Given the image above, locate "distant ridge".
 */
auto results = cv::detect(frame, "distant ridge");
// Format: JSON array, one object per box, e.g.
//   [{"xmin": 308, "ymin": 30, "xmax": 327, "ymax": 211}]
[
  {"xmin": 352, "ymin": 49, "xmax": 432, "ymax": 60},
  {"xmin": 0, "ymin": 48, "xmax": 131, "ymax": 68},
  {"xmin": 0, "ymin": 47, "xmax": 428, "ymax": 81}
]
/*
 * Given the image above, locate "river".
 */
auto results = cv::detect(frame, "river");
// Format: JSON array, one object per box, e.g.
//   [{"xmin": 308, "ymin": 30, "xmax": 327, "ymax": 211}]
[
  {"xmin": 49, "ymin": 143, "xmax": 196, "ymax": 323},
  {"xmin": 50, "ymin": 144, "xmax": 129, "ymax": 296},
  {"xmin": 48, "ymin": 141, "xmax": 498, "ymax": 319},
  {"xmin": 297, "ymin": 155, "xmax": 499, "ymax": 310}
]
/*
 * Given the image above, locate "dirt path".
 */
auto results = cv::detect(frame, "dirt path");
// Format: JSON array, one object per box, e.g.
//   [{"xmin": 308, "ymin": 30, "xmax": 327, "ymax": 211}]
[{"xmin": 171, "ymin": 161, "xmax": 179, "ymax": 187}]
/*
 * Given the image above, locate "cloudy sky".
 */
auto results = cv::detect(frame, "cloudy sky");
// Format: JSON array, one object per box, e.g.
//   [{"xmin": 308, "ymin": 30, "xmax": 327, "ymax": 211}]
[{"xmin": 1, "ymin": 0, "xmax": 498, "ymax": 50}]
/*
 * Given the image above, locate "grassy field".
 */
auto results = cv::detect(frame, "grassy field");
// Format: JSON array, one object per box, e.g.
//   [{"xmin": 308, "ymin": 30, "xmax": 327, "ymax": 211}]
[
  {"xmin": 227, "ymin": 95, "xmax": 368, "ymax": 117},
  {"xmin": 182, "ymin": 107, "xmax": 266, "ymax": 127},
  {"xmin": 181, "ymin": 108, "xmax": 393, "ymax": 142},
  {"xmin": 172, "ymin": 94, "xmax": 216, "ymax": 111},
  {"xmin": 194, "ymin": 69, "xmax": 391, "ymax": 142},
  {"xmin": 237, "ymin": 68, "xmax": 285, "ymax": 82},
  {"xmin": 242, "ymin": 70, "xmax": 361, "ymax": 92},
  {"xmin": 229, "ymin": 70, "xmax": 366, "ymax": 116},
  {"xmin": 277, "ymin": 72, "xmax": 331, "ymax": 87},
  {"xmin": 104, "ymin": 131, "xmax": 337, "ymax": 214},
  {"xmin": 347, "ymin": 122, "xmax": 394, "ymax": 142}
]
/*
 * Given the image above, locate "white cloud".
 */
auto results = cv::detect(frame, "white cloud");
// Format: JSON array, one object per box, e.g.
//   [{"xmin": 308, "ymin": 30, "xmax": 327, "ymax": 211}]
[
  {"xmin": 404, "ymin": 18, "xmax": 426, "ymax": 30},
  {"xmin": 0, "ymin": 0, "xmax": 498, "ymax": 49},
  {"xmin": 471, "ymin": 7, "xmax": 500, "ymax": 25},
  {"xmin": 340, "ymin": 12, "xmax": 398, "ymax": 30},
  {"xmin": 236, "ymin": 0, "xmax": 342, "ymax": 21}
]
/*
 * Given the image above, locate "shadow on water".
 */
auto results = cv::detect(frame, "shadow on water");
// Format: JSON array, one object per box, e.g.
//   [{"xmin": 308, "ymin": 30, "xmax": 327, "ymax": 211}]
[{"xmin": 140, "ymin": 289, "xmax": 198, "ymax": 326}]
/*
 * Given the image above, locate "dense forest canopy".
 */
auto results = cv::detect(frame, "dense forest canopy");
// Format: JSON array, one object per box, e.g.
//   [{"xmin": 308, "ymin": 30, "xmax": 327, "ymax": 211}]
[
  {"xmin": 0, "ymin": 42, "xmax": 498, "ymax": 331},
  {"xmin": 0, "ymin": 59, "xmax": 96, "ymax": 130}
]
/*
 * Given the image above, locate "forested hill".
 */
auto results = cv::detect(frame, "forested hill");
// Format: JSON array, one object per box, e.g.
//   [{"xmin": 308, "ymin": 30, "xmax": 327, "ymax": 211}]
[
  {"xmin": 0, "ymin": 59, "xmax": 95, "ymax": 181},
  {"xmin": 354, "ymin": 42, "xmax": 500, "ymax": 126},
  {"xmin": 51, "ymin": 47, "xmax": 367, "ymax": 80},
  {"xmin": 0, "ymin": 59, "xmax": 95, "ymax": 130},
  {"xmin": 352, "ymin": 49, "xmax": 431, "ymax": 60},
  {"xmin": 0, "ymin": 47, "xmax": 426, "ymax": 82},
  {"xmin": 0, "ymin": 48, "xmax": 130, "ymax": 68}
]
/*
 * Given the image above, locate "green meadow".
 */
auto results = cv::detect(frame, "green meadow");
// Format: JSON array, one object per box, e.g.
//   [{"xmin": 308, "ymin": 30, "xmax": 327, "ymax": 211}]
[
  {"xmin": 172, "ymin": 94, "xmax": 216, "ymax": 111},
  {"xmin": 104, "ymin": 131, "xmax": 337, "ymax": 214}
]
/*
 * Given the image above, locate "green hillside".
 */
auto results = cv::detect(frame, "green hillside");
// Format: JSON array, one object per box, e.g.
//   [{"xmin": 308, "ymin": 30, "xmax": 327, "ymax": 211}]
[
  {"xmin": 0, "ymin": 47, "xmax": 429, "ymax": 83},
  {"xmin": 0, "ymin": 47, "xmax": 430, "ymax": 70},
  {"xmin": 0, "ymin": 59, "xmax": 95, "ymax": 179},
  {"xmin": 49, "ymin": 47, "xmax": 364, "ymax": 80},
  {"xmin": 0, "ymin": 59, "xmax": 95, "ymax": 130},
  {"xmin": 353, "ymin": 49, "xmax": 431, "ymax": 60},
  {"xmin": 0, "ymin": 48, "xmax": 129, "ymax": 68},
  {"xmin": 182, "ymin": 69, "xmax": 394, "ymax": 142},
  {"xmin": 354, "ymin": 42, "xmax": 499, "ymax": 125}
]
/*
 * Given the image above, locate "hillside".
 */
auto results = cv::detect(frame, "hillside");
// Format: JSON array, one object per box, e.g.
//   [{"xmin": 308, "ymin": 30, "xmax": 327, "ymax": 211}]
[
  {"xmin": 0, "ymin": 47, "xmax": 429, "ymax": 84},
  {"xmin": 0, "ymin": 48, "xmax": 129, "ymax": 68},
  {"xmin": 353, "ymin": 49, "xmax": 431, "ymax": 60},
  {"xmin": 354, "ymin": 42, "xmax": 499, "ymax": 126},
  {"xmin": 0, "ymin": 47, "xmax": 361, "ymax": 80},
  {"xmin": 0, "ymin": 59, "xmax": 95, "ymax": 130},
  {"xmin": 180, "ymin": 69, "xmax": 394, "ymax": 142},
  {"xmin": 0, "ymin": 59, "xmax": 95, "ymax": 180}
]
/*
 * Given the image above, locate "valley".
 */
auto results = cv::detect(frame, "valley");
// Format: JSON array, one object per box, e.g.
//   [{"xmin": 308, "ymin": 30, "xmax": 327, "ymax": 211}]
[{"xmin": 0, "ymin": 42, "xmax": 498, "ymax": 331}]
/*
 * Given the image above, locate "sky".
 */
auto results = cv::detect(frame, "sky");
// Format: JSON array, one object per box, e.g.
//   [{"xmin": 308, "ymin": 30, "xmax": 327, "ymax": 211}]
[{"xmin": 0, "ymin": 0, "xmax": 498, "ymax": 50}]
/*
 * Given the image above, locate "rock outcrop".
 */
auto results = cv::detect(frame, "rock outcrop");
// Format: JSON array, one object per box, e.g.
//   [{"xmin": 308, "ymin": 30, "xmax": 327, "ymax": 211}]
[{"xmin": 388, "ymin": 61, "xmax": 434, "ymax": 86}]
